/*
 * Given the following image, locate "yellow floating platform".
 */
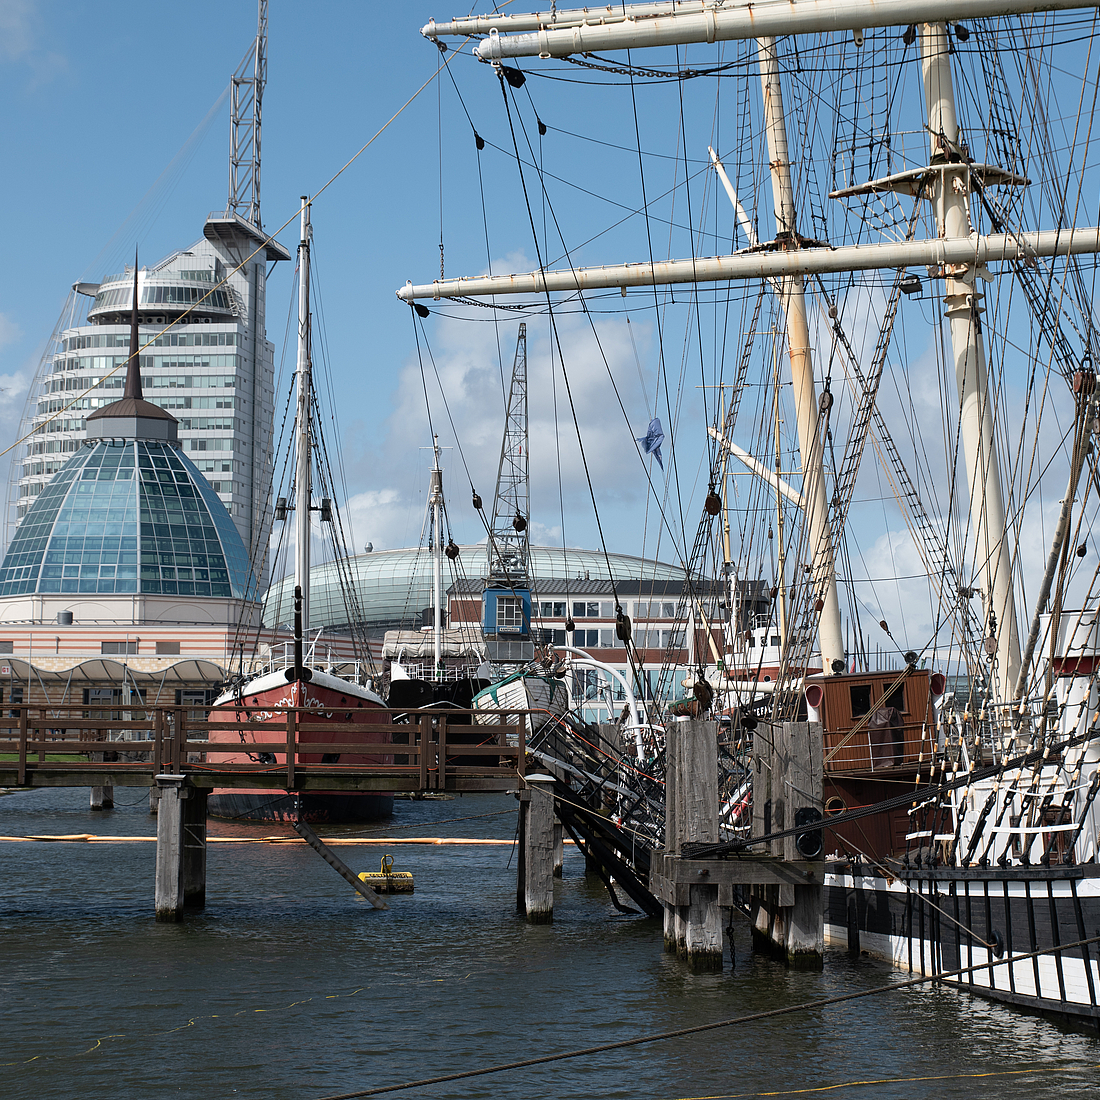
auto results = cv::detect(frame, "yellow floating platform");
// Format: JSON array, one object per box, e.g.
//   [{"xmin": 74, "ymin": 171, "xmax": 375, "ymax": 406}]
[{"xmin": 357, "ymin": 854, "xmax": 414, "ymax": 894}]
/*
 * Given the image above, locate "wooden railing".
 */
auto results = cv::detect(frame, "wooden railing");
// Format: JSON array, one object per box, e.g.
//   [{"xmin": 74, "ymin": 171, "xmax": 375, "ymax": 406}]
[{"xmin": 0, "ymin": 706, "xmax": 529, "ymax": 792}]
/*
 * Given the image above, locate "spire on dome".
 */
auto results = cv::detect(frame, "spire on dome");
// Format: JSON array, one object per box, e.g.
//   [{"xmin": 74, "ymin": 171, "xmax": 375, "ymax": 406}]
[{"xmin": 124, "ymin": 251, "xmax": 143, "ymax": 401}]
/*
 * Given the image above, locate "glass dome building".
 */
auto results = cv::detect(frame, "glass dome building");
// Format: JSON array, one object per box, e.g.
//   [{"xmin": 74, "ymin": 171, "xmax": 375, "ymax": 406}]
[
  {"xmin": 0, "ymin": 278, "xmax": 256, "ymax": 617},
  {"xmin": 0, "ymin": 439, "xmax": 254, "ymax": 600},
  {"xmin": 264, "ymin": 545, "xmax": 691, "ymax": 633}
]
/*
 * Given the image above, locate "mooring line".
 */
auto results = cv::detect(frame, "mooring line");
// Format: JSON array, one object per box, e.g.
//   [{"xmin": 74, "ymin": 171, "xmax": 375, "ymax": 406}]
[{"xmin": 310, "ymin": 934, "xmax": 1100, "ymax": 1100}]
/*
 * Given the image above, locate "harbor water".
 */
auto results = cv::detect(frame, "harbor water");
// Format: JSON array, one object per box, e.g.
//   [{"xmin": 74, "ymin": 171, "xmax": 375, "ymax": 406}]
[{"xmin": 1, "ymin": 787, "xmax": 1097, "ymax": 1100}]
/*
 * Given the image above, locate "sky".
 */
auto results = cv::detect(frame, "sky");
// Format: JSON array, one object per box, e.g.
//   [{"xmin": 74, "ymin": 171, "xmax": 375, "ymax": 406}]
[
  {"xmin": 2, "ymin": 2, "xmax": 1097, "ymax": 668},
  {"xmin": 0, "ymin": 0, "xmax": 725, "ymax": 564}
]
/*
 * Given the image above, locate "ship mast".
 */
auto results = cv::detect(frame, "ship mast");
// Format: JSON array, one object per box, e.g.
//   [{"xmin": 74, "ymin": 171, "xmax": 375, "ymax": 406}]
[
  {"xmin": 920, "ymin": 22, "xmax": 1021, "ymax": 704},
  {"xmin": 757, "ymin": 35, "xmax": 844, "ymax": 675},
  {"xmin": 295, "ymin": 196, "xmax": 312, "ymax": 643},
  {"xmin": 429, "ymin": 436, "xmax": 445, "ymax": 678}
]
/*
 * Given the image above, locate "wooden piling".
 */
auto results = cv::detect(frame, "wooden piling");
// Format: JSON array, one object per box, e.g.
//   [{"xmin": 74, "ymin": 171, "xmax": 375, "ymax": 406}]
[
  {"xmin": 663, "ymin": 715, "xmax": 681, "ymax": 953},
  {"xmin": 553, "ymin": 819, "xmax": 564, "ymax": 878},
  {"xmin": 182, "ymin": 786, "xmax": 207, "ymax": 911},
  {"xmin": 518, "ymin": 774, "xmax": 555, "ymax": 924},
  {"xmin": 89, "ymin": 752, "xmax": 113, "ymax": 810},
  {"xmin": 154, "ymin": 775, "xmax": 208, "ymax": 921},
  {"xmin": 89, "ymin": 786, "xmax": 114, "ymax": 810},
  {"xmin": 154, "ymin": 774, "xmax": 187, "ymax": 922},
  {"xmin": 749, "ymin": 721, "xmax": 823, "ymax": 970},
  {"xmin": 662, "ymin": 717, "xmax": 722, "ymax": 970}
]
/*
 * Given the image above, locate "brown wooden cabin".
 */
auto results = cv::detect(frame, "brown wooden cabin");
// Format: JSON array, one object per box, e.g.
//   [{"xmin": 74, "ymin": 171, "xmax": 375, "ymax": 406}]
[{"xmin": 805, "ymin": 668, "xmax": 945, "ymax": 862}]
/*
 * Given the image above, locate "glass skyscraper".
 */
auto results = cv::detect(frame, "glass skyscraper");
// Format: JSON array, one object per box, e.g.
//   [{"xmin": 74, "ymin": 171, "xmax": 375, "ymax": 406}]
[{"xmin": 10, "ymin": 212, "xmax": 289, "ymax": 575}]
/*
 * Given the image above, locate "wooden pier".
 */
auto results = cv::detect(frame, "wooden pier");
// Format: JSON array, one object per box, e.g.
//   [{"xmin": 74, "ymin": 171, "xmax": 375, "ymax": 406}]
[
  {"xmin": 0, "ymin": 704, "xmax": 526, "ymax": 794},
  {"xmin": 0, "ymin": 704, "xmax": 528, "ymax": 921}
]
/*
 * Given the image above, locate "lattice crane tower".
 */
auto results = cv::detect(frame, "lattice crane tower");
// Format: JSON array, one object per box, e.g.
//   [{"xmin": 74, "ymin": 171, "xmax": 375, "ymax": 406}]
[{"xmin": 487, "ymin": 324, "xmax": 529, "ymax": 585}]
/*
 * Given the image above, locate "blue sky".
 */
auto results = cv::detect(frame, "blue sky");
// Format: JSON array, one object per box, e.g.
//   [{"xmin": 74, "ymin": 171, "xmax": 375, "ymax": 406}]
[
  {"xmin": 0, "ymin": 1, "xmax": 700, "ymax": 557},
  {"xmin": 2, "ymin": 3, "xmax": 1096, "ymax": 666}
]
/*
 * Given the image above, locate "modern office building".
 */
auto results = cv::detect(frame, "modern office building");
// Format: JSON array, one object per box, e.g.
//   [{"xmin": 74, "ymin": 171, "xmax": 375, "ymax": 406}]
[{"xmin": 14, "ymin": 218, "xmax": 289, "ymax": 568}]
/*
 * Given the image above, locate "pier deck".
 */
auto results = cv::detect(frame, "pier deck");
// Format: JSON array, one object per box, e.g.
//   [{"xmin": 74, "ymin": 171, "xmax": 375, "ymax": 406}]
[{"xmin": 0, "ymin": 705, "xmax": 527, "ymax": 794}]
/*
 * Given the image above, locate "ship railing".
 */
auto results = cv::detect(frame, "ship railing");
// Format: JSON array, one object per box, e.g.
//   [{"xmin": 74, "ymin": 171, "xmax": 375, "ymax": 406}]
[
  {"xmin": 823, "ymin": 716, "xmax": 938, "ymax": 773},
  {"xmin": 0, "ymin": 705, "xmax": 534, "ymax": 793}
]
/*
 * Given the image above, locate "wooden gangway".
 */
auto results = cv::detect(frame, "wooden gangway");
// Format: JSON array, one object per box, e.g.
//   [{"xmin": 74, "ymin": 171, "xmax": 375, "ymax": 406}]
[{"xmin": 0, "ymin": 705, "xmax": 528, "ymax": 794}]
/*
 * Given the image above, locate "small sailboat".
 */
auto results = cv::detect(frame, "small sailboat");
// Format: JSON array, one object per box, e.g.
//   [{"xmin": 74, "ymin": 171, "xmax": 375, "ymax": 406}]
[{"xmin": 208, "ymin": 197, "xmax": 392, "ymax": 823}]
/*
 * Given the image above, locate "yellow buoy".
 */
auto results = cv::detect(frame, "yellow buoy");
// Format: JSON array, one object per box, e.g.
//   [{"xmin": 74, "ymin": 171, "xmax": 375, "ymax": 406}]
[{"xmin": 357, "ymin": 853, "xmax": 414, "ymax": 894}]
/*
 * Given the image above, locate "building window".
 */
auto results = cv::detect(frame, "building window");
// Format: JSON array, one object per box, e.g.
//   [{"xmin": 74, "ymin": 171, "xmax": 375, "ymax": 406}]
[
  {"xmin": 156, "ymin": 641, "xmax": 180, "ymax": 655},
  {"xmin": 0, "ymin": 641, "xmax": 13, "ymax": 655},
  {"xmin": 551, "ymin": 629, "xmax": 567, "ymax": 645},
  {"xmin": 572, "ymin": 601, "xmax": 599, "ymax": 618},
  {"xmin": 497, "ymin": 596, "xmax": 523, "ymax": 633},
  {"xmin": 102, "ymin": 641, "xmax": 139, "ymax": 655},
  {"xmin": 573, "ymin": 629, "xmax": 600, "ymax": 647},
  {"xmin": 539, "ymin": 601, "xmax": 567, "ymax": 618}
]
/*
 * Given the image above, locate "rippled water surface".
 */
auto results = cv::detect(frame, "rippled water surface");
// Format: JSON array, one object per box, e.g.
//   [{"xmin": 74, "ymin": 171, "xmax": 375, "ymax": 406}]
[{"xmin": 1, "ymin": 786, "xmax": 1097, "ymax": 1100}]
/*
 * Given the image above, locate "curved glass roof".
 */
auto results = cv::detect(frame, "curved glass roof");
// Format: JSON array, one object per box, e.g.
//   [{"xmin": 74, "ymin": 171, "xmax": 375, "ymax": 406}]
[
  {"xmin": 264, "ymin": 545, "xmax": 690, "ymax": 631},
  {"xmin": 0, "ymin": 439, "xmax": 255, "ymax": 600}
]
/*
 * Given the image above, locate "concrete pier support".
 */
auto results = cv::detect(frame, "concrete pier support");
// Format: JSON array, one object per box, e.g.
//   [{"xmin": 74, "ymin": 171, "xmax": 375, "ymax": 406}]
[
  {"xmin": 663, "ymin": 717, "xmax": 723, "ymax": 970},
  {"xmin": 516, "ymin": 774, "xmax": 555, "ymax": 923},
  {"xmin": 154, "ymin": 774, "xmax": 207, "ymax": 922}
]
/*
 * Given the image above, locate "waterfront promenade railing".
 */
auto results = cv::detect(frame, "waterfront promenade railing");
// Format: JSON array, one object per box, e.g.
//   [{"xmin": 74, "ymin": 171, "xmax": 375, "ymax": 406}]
[{"xmin": 0, "ymin": 706, "xmax": 530, "ymax": 794}]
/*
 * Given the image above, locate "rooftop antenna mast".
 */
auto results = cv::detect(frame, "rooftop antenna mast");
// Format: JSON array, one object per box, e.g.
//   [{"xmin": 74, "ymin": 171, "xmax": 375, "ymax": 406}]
[
  {"xmin": 229, "ymin": 0, "xmax": 267, "ymax": 227},
  {"xmin": 488, "ymin": 324, "xmax": 529, "ymax": 586}
]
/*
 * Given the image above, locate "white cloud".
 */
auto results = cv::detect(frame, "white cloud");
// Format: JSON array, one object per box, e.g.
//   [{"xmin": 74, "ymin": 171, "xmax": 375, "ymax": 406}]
[
  {"xmin": 336, "ymin": 253, "xmax": 671, "ymax": 560},
  {"xmin": 0, "ymin": 1, "xmax": 34, "ymax": 62},
  {"xmin": 0, "ymin": 313, "xmax": 20, "ymax": 351},
  {"xmin": 0, "ymin": 1, "xmax": 67, "ymax": 86}
]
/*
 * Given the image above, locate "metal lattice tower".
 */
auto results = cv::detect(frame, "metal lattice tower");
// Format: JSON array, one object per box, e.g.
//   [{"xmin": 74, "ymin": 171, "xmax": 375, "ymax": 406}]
[
  {"xmin": 488, "ymin": 324, "xmax": 530, "ymax": 584},
  {"xmin": 229, "ymin": 0, "xmax": 266, "ymax": 227}
]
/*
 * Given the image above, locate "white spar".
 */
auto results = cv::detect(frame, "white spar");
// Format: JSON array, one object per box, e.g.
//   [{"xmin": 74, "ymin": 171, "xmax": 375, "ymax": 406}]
[
  {"xmin": 397, "ymin": 227, "xmax": 1100, "ymax": 300},
  {"xmin": 422, "ymin": 0, "xmax": 1100, "ymax": 59}
]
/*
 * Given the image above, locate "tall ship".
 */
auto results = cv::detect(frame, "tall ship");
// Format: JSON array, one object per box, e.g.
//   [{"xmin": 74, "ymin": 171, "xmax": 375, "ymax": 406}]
[
  {"xmin": 402, "ymin": 3, "xmax": 1100, "ymax": 1027},
  {"xmin": 208, "ymin": 198, "xmax": 393, "ymax": 824}
]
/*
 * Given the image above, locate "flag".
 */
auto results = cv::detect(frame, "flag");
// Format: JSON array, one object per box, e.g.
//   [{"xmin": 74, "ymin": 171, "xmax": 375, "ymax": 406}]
[{"xmin": 637, "ymin": 417, "xmax": 665, "ymax": 469}]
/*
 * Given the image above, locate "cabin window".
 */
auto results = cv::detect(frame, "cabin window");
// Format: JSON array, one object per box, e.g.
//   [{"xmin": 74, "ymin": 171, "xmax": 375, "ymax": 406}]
[
  {"xmin": 497, "ymin": 596, "xmax": 523, "ymax": 632},
  {"xmin": 849, "ymin": 684, "xmax": 872, "ymax": 716},
  {"xmin": 882, "ymin": 684, "xmax": 907, "ymax": 713}
]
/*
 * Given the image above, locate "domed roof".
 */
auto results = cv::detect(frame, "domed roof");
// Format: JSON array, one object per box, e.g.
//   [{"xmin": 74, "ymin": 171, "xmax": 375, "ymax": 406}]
[
  {"xmin": 264, "ymin": 545, "xmax": 692, "ymax": 631},
  {"xmin": 0, "ymin": 439, "xmax": 255, "ymax": 600}
]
